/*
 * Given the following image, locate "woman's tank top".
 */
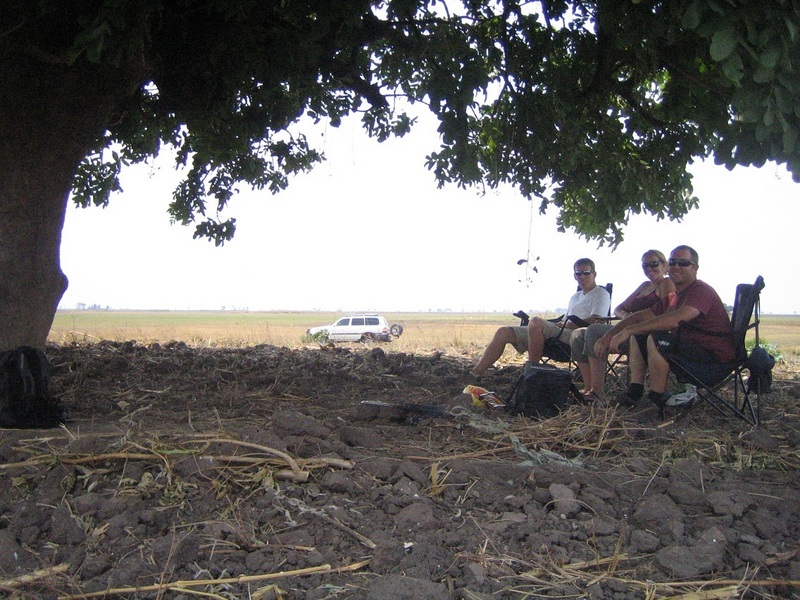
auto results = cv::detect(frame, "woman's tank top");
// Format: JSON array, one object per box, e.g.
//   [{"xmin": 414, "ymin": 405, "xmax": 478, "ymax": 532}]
[{"xmin": 619, "ymin": 289, "xmax": 660, "ymax": 313}]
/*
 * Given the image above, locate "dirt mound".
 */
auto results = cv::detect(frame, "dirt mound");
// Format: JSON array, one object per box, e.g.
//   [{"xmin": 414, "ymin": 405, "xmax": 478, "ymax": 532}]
[{"xmin": 1, "ymin": 342, "xmax": 799, "ymax": 599}]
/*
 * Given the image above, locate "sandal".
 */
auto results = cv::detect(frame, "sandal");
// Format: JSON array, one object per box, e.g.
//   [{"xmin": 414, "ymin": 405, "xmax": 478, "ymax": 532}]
[{"xmin": 582, "ymin": 391, "xmax": 604, "ymax": 404}]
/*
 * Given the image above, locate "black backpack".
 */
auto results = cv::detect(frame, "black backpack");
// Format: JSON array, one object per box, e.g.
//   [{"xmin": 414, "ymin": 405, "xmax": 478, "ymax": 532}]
[
  {"xmin": 0, "ymin": 346, "xmax": 66, "ymax": 429},
  {"xmin": 507, "ymin": 362, "xmax": 583, "ymax": 419},
  {"xmin": 745, "ymin": 346, "xmax": 776, "ymax": 394}
]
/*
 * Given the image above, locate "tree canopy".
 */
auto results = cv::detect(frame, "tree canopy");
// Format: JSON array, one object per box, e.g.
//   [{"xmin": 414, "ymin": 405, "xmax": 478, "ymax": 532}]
[
  {"xmin": 1, "ymin": 0, "xmax": 799, "ymax": 347},
  {"xmin": 29, "ymin": 0, "xmax": 799, "ymax": 247}
]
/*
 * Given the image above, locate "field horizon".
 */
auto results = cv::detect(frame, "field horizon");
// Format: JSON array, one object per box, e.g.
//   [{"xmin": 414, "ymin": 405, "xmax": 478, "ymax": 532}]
[{"xmin": 51, "ymin": 309, "xmax": 800, "ymax": 358}]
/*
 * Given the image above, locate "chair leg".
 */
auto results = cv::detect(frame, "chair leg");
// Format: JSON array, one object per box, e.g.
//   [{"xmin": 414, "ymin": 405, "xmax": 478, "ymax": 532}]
[
  {"xmin": 670, "ymin": 368, "xmax": 759, "ymax": 426},
  {"xmin": 603, "ymin": 354, "xmax": 628, "ymax": 397}
]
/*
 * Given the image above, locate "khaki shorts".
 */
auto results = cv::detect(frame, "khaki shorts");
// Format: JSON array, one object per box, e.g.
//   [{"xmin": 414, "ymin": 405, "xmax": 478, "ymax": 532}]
[
  {"xmin": 510, "ymin": 321, "xmax": 571, "ymax": 353},
  {"xmin": 571, "ymin": 323, "xmax": 613, "ymax": 361},
  {"xmin": 571, "ymin": 323, "xmax": 631, "ymax": 362}
]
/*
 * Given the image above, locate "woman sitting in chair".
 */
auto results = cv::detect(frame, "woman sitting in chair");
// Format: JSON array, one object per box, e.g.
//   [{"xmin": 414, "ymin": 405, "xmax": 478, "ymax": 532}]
[{"xmin": 572, "ymin": 250, "xmax": 674, "ymax": 403}]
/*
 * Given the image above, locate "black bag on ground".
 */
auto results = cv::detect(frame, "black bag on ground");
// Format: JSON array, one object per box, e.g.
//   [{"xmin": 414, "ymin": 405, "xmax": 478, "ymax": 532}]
[
  {"xmin": 745, "ymin": 346, "xmax": 776, "ymax": 394},
  {"xmin": 0, "ymin": 346, "xmax": 66, "ymax": 429},
  {"xmin": 507, "ymin": 362, "xmax": 582, "ymax": 419}
]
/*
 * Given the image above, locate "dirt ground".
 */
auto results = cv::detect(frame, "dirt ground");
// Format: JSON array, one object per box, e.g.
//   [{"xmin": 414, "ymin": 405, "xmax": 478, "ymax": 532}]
[{"xmin": 1, "ymin": 341, "xmax": 800, "ymax": 599}]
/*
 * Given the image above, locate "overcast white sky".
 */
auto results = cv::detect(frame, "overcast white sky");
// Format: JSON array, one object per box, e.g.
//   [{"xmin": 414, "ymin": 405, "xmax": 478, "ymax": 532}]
[{"xmin": 58, "ymin": 112, "xmax": 800, "ymax": 315}]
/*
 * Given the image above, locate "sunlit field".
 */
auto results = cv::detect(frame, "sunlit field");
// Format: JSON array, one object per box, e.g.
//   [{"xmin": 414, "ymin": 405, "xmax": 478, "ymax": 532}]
[{"xmin": 50, "ymin": 310, "xmax": 800, "ymax": 359}]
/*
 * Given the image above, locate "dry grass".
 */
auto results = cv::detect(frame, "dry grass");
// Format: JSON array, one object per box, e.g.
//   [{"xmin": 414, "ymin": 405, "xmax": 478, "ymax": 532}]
[
  {"xmin": 49, "ymin": 310, "xmax": 524, "ymax": 355},
  {"xmin": 51, "ymin": 310, "xmax": 800, "ymax": 356}
]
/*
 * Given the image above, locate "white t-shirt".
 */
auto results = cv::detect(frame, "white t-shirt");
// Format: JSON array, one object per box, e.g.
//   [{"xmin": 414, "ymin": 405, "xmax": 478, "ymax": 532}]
[{"xmin": 564, "ymin": 285, "xmax": 611, "ymax": 321}]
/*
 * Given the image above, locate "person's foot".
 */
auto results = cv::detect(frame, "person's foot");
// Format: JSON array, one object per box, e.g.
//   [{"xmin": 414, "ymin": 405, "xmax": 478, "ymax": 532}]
[
  {"xmin": 583, "ymin": 390, "xmax": 605, "ymax": 406},
  {"xmin": 626, "ymin": 383, "xmax": 644, "ymax": 403},
  {"xmin": 647, "ymin": 390, "xmax": 673, "ymax": 418},
  {"xmin": 612, "ymin": 395, "xmax": 635, "ymax": 408},
  {"xmin": 457, "ymin": 368, "xmax": 482, "ymax": 386}
]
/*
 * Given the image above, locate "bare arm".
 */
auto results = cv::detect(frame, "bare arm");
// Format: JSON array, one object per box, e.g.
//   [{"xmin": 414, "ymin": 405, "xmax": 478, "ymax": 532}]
[
  {"xmin": 607, "ymin": 305, "xmax": 700, "ymax": 352},
  {"xmin": 613, "ymin": 282, "xmax": 648, "ymax": 319},
  {"xmin": 593, "ymin": 308, "xmax": 654, "ymax": 355},
  {"xmin": 656, "ymin": 277, "xmax": 676, "ymax": 298}
]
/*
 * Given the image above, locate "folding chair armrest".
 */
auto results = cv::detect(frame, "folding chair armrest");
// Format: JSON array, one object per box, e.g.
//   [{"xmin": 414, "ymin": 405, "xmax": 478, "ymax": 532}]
[
  {"xmin": 596, "ymin": 316, "xmax": 620, "ymax": 324},
  {"xmin": 513, "ymin": 310, "xmax": 530, "ymax": 326},
  {"xmin": 514, "ymin": 312, "xmax": 590, "ymax": 329},
  {"xmin": 565, "ymin": 315, "xmax": 591, "ymax": 328}
]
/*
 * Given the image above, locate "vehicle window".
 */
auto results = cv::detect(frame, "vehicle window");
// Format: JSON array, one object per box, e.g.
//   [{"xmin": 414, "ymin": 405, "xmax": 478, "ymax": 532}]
[
  {"xmin": 351, "ymin": 318, "xmax": 365, "ymax": 326},
  {"xmin": 365, "ymin": 318, "xmax": 379, "ymax": 325},
  {"xmin": 335, "ymin": 318, "xmax": 349, "ymax": 326}
]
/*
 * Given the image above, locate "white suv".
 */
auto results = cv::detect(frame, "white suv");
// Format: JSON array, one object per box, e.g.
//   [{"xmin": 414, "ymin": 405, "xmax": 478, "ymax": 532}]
[{"xmin": 307, "ymin": 315, "xmax": 403, "ymax": 342}]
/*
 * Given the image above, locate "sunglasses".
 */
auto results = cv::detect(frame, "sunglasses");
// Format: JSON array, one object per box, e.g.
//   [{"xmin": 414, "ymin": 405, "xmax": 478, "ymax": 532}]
[
  {"xmin": 642, "ymin": 260, "xmax": 662, "ymax": 270},
  {"xmin": 574, "ymin": 270, "xmax": 593, "ymax": 277},
  {"xmin": 668, "ymin": 258, "xmax": 696, "ymax": 267}
]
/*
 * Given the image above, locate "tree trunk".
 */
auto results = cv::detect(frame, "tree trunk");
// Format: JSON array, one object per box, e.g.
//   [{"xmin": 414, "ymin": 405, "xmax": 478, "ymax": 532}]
[{"xmin": 0, "ymin": 49, "xmax": 141, "ymax": 351}]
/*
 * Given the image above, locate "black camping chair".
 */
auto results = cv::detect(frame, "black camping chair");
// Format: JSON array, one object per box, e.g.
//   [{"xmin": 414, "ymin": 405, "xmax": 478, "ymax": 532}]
[
  {"xmin": 514, "ymin": 283, "xmax": 613, "ymax": 371},
  {"xmin": 512, "ymin": 312, "xmax": 583, "ymax": 367},
  {"xmin": 602, "ymin": 336, "xmax": 629, "ymax": 394},
  {"xmin": 597, "ymin": 311, "xmax": 630, "ymax": 394},
  {"xmin": 667, "ymin": 276, "xmax": 767, "ymax": 426}
]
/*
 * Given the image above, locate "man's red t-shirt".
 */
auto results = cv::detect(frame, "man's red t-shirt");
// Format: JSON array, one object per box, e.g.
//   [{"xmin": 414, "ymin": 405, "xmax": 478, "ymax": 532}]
[{"xmin": 651, "ymin": 280, "xmax": 735, "ymax": 362}]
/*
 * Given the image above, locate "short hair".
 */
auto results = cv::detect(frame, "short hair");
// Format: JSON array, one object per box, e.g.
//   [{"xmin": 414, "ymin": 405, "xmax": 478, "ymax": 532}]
[
  {"xmin": 574, "ymin": 258, "xmax": 595, "ymax": 272},
  {"xmin": 671, "ymin": 245, "xmax": 699, "ymax": 266},
  {"xmin": 642, "ymin": 249, "xmax": 667, "ymax": 264}
]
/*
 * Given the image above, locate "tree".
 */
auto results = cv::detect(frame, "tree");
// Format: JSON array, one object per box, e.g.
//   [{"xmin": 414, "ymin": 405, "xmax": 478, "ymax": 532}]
[{"xmin": 1, "ymin": 0, "xmax": 798, "ymax": 349}]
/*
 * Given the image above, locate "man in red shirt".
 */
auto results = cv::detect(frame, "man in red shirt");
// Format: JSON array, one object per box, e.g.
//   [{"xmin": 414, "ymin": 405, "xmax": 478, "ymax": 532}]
[{"xmin": 595, "ymin": 245, "xmax": 734, "ymax": 409}]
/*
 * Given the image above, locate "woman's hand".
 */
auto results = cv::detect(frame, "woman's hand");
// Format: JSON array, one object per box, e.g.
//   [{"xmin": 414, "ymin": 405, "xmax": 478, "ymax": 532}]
[{"xmin": 594, "ymin": 332, "xmax": 612, "ymax": 357}]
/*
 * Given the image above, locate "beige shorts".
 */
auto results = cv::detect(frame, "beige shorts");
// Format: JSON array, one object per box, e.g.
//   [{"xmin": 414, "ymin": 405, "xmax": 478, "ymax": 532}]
[{"xmin": 510, "ymin": 321, "xmax": 570, "ymax": 353}]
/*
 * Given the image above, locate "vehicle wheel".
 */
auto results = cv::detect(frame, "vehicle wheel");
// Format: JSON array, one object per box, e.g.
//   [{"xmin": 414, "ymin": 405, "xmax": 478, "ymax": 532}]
[
  {"xmin": 390, "ymin": 324, "xmax": 404, "ymax": 337},
  {"xmin": 361, "ymin": 333, "xmax": 376, "ymax": 342}
]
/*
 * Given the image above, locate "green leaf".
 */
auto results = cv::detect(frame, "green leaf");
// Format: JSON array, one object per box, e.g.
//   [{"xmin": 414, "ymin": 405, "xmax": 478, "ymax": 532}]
[
  {"xmin": 710, "ymin": 25, "xmax": 738, "ymax": 61},
  {"xmin": 763, "ymin": 104, "xmax": 774, "ymax": 127},
  {"xmin": 705, "ymin": 0, "xmax": 726, "ymax": 15},
  {"xmin": 786, "ymin": 18, "xmax": 799, "ymax": 43},
  {"xmin": 720, "ymin": 52, "xmax": 744, "ymax": 83},
  {"xmin": 788, "ymin": 157, "xmax": 800, "ymax": 182},
  {"xmin": 784, "ymin": 125, "xmax": 798, "ymax": 154},
  {"xmin": 759, "ymin": 45, "xmax": 781, "ymax": 70},
  {"xmin": 773, "ymin": 86, "xmax": 796, "ymax": 114},
  {"xmin": 752, "ymin": 66, "xmax": 773, "ymax": 84},
  {"xmin": 681, "ymin": 1, "xmax": 702, "ymax": 30}
]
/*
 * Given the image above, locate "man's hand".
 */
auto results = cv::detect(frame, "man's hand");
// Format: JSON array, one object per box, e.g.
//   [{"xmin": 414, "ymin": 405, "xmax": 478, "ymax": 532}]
[{"xmin": 609, "ymin": 330, "xmax": 631, "ymax": 353}]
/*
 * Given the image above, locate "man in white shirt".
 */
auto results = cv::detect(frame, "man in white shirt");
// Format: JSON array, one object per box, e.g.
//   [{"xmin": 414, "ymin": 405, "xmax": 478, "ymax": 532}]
[{"xmin": 471, "ymin": 258, "xmax": 611, "ymax": 376}]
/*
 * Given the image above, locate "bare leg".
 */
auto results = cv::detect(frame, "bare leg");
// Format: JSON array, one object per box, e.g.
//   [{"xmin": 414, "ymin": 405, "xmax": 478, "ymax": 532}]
[
  {"xmin": 588, "ymin": 355, "xmax": 607, "ymax": 398},
  {"xmin": 628, "ymin": 335, "xmax": 646, "ymax": 386},
  {"xmin": 576, "ymin": 360, "xmax": 592, "ymax": 392},
  {"xmin": 473, "ymin": 326, "xmax": 517, "ymax": 376},
  {"xmin": 646, "ymin": 335, "xmax": 670, "ymax": 393},
  {"xmin": 527, "ymin": 317, "xmax": 547, "ymax": 363}
]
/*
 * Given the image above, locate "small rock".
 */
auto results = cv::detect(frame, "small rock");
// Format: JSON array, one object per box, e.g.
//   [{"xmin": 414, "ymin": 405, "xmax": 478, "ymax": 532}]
[{"xmin": 549, "ymin": 483, "xmax": 580, "ymax": 517}]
